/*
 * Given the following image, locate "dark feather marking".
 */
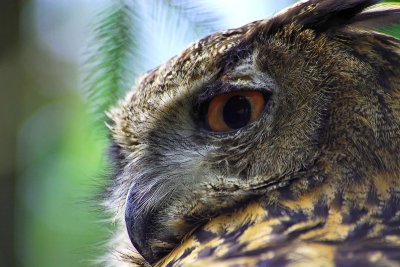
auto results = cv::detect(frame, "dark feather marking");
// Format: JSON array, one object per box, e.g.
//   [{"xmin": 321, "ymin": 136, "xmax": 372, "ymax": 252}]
[
  {"xmin": 220, "ymin": 244, "xmax": 285, "ymax": 260},
  {"xmin": 342, "ymin": 206, "xmax": 368, "ymax": 224},
  {"xmin": 257, "ymin": 255, "xmax": 290, "ymax": 267},
  {"xmin": 346, "ymin": 222, "xmax": 374, "ymax": 240},
  {"xmin": 222, "ymin": 222, "xmax": 253, "ymax": 241},
  {"xmin": 179, "ymin": 247, "xmax": 196, "ymax": 260},
  {"xmin": 193, "ymin": 228, "xmax": 218, "ymax": 243},
  {"xmin": 217, "ymin": 243, "xmax": 248, "ymax": 260},
  {"xmin": 165, "ymin": 247, "xmax": 196, "ymax": 267},
  {"xmin": 313, "ymin": 199, "xmax": 329, "ymax": 218},
  {"xmin": 286, "ymin": 220, "xmax": 326, "ymax": 240},
  {"xmin": 271, "ymin": 217, "xmax": 306, "ymax": 235},
  {"xmin": 367, "ymin": 185, "xmax": 379, "ymax": 205},
  {"xmin": 265, "ymin": 204, "xmax": 291, "ymax": 218},
  {"xmin": 197, "ymin": 246, "xmax": 217, "ymax": 259},
  {"xmin": 165, "ymin": 257, "xmax": 178, "ymax": 267},
  {"xmin": 278, "ymin": 185, "xmax": 295, "ymax": 200},
  {"xmin": 332, "ymin": 188, "xmax": 345, "ymax": 208},
  {"xmin": 382, "ymin": 226, "xmax": 400, "ymax": 235},
  {"xmin": 377, "ymin": 194, "xmax": 400, "ymax": 223},
  {"xmin": 288, "ymin": 209, "xmax": 309, "ymax": 223}
]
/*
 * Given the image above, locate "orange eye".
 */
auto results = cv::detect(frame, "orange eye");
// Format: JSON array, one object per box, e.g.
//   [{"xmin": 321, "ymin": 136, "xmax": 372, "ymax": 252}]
[{"xmin": 207, "ymin": 91, "xmax": 266, "ymax": 132}]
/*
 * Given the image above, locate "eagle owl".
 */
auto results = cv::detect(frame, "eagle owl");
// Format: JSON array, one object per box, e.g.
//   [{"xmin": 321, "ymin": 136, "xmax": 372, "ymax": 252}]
[{"xmin": 103, "ymin": 0, "xmax": 400, "ymax": 266}]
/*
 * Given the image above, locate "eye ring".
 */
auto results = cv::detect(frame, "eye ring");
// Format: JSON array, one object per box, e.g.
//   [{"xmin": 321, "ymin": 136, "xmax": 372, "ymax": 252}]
[{"xmin": 206, "ymin": 91, "xmax": 266, "ymax": 132}]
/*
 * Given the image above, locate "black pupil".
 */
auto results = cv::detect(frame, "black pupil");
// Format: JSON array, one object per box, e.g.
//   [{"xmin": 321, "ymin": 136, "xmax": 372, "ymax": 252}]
[{"xmin": 223, "ymin": 95, "xmax": 252, "ymax": 129}]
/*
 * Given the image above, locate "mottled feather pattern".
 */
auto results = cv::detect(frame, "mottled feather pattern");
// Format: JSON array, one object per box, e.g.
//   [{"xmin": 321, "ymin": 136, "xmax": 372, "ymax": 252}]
[
  {"xmin": 158, "ymin": 180, "xmax": 400, "ymax": 266},
  {"xmin": 104, "ymin": 0, "xmax": 400, "ymax": 266}
]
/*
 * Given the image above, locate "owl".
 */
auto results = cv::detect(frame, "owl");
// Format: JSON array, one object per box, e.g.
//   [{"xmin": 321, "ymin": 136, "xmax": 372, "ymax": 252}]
[{"xmin": 103, "ymin": 0, "xmax": 400, "ymax": 266}]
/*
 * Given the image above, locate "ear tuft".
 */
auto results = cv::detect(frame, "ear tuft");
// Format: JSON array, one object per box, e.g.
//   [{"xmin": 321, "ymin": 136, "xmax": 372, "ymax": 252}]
[
  {"xmin": 268, "ymin": 0, "xmax": 384, "ymax": 34},
  {"xmin": 349, "ymin": 4, "xmax": 400, "ymax": 30}
]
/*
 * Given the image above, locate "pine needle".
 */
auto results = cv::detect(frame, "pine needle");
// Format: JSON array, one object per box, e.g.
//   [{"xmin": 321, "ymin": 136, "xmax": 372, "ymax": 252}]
[{"xmin": 82, "ymin": 0, "xmax": 139, "ymax": 130}]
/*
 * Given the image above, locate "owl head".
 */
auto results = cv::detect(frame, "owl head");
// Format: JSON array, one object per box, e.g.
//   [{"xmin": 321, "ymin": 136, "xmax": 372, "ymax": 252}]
[{"xmin": 105, "ymin": 0, "xmax": 400, "ymax": 264}]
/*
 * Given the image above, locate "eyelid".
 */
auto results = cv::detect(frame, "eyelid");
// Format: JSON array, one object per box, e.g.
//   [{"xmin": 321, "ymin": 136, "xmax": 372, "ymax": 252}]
[{"xmin": 196, "ymin": 83, "xmax": 270, "ymax": 107}]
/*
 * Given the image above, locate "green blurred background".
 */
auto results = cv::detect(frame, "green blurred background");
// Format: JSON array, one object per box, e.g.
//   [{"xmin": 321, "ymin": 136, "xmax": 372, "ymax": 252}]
[
  {"xmin": 0, "ymin": 1, "xmax": 399, "ymax": 267},
  {"xmin": 1, "ymin": 1, "xmax": 109, "ymax": 267}
]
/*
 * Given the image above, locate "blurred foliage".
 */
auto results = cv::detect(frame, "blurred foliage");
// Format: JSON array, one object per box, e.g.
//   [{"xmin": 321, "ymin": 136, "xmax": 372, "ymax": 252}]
[
  {"xmin": 11, "ymin": 2, "xmax": 112, "ymax": 267},
  {"xmin": 382, "ymin": 24, "xmax": 400, "ymax": 38},
  {"xmin": 83, "ymin": 1, "xmax": 138, "ymax": 128},
  {"xmin": 381, "ymin": 1, "xmax": 400, "ymax": 37},
  {"xmin": 16, "ymin": 93, "xmax": 108, "ymax": 267}
]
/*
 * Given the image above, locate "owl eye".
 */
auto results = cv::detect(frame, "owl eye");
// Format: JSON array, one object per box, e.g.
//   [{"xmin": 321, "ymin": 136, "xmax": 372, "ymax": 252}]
[{"xmin": 206, "ymin": 91, "xmax": 266, "ymax": 132}]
